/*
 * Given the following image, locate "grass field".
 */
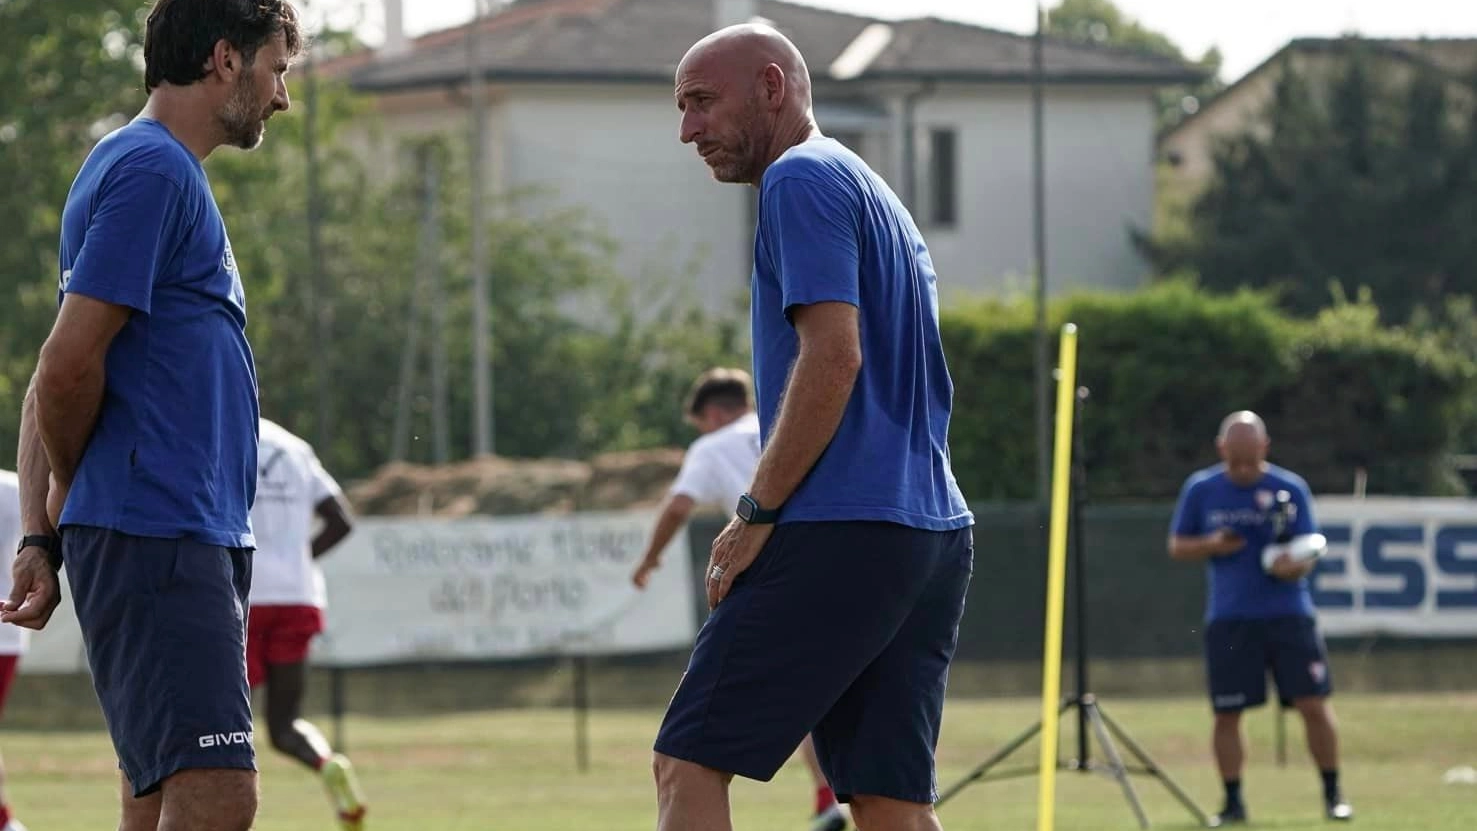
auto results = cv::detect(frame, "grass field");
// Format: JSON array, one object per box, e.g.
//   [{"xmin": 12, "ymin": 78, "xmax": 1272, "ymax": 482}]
[{"xmin": 4, "ymin": 692, "xmax": 1475, "ymax": 829}]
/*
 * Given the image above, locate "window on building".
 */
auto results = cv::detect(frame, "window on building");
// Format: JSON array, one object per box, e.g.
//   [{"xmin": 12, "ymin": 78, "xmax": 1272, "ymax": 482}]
[{"xmin": 926, "ymin": 128, "xmax": 958, "ymax": 228}]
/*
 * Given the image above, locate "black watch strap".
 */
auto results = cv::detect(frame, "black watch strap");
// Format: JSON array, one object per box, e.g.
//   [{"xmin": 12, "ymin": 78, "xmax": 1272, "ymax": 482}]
[
  {"xmin": 736, "ymin": 493, "xmax": 781, "ymax": 524},
  {"xmin": 18, "ymin": 534, "xmax": 62, "ymax": 572}
]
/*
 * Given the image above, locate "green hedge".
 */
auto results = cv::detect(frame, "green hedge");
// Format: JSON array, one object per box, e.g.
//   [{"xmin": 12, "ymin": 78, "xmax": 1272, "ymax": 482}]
[{"xmin": 940, "ymin": 282, "xmax": 1475, "ymax": 502}]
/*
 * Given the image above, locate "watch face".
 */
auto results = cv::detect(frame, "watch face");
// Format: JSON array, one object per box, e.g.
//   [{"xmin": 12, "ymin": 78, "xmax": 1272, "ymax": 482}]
[{"xmin": 737, "ymin": 496, "xmax": 755, "ymax": 520}]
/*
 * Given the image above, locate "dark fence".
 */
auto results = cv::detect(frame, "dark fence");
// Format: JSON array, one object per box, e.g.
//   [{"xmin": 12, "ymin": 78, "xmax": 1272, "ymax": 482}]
[
  {"xmin": 8, "ymin": 502, "xmax": 1475, "ymax": 732},
  {"xmin": 688, "ymin": 503, "xmax": 1205, "ymax": 664},
  {"xmin": 688, "ymin": 502, "xmax": 1477, "ymax": 673}
]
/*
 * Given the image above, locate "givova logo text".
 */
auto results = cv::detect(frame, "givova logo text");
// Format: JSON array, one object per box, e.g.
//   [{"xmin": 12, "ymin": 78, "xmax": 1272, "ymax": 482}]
[{"xmin": 198, "ymin": 731, "xmax": 253, "ymax": 748}]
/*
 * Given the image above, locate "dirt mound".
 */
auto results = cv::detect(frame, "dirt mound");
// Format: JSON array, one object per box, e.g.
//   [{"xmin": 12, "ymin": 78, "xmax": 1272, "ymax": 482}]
[
  {"xmin": 583, "ymin": 448, "xmax": 687, "ymax": 510},
  {"xmin": 345, "ymin": 448, "xmax": 684, "ymax": 517}
]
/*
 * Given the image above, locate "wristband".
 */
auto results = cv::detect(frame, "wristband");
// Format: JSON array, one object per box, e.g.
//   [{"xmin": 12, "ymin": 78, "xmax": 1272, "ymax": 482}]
[{"xmin": 18, "ymin": 534, "xmax": 62, "ymax": 572}]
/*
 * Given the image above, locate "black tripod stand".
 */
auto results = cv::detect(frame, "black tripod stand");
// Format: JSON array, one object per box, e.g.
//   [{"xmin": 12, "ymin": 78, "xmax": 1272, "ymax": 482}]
[{"xmin": 935, "ymin": 387, "xmax": 1211, "ymax": 829}]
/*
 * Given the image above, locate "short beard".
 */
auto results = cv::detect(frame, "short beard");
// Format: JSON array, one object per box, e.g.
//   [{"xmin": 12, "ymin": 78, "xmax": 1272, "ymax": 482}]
[
  {"xmin": 219, "ymin": 73, "xmax": 265, "ymax": 150},
  {"xmin": 710, "ymin": 96, "xmax": 764, "ymax": 184}
]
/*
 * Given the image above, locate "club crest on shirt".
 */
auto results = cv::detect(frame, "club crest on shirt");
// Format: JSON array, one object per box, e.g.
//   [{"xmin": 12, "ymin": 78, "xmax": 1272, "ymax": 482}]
[
  {"xmin": 223, "ymin": 238, "xmax": 248, "ymax": 308},
  {"xmin": 1255, "ymin": 489, "xmax": 1275, "ymax": 511},
  {"xmin": 223, "ymin": 240, "xmax": 239, "ymax": 279}
]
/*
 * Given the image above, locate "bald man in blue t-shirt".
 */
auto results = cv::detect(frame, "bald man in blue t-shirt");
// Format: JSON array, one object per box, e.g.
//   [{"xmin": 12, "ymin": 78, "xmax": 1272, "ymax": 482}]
[
  {"xmin": 1170, "ymin": 411, "xmax": 1353, "ymax": 825},
  {"xmin": 655, "ymin": 22, "xmax": 974, "ymax": 831}
]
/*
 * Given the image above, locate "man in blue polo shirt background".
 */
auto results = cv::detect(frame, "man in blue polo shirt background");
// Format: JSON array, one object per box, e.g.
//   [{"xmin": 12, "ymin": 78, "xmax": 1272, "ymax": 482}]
[{"xmin": 1170, "ymin": 410, "xmax": 1353, "ymax": 826}]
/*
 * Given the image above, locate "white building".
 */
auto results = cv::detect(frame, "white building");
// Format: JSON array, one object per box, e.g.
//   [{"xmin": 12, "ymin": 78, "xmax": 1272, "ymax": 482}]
[{"xmin": 327, "ymin": 0, "xmax": 1202, "ymax": 314}]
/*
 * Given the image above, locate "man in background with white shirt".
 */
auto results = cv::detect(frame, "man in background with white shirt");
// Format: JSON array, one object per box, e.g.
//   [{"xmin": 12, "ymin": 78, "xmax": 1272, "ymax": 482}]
[
  {"xmin": 0, "ymin": 471, "xmax": 30, "ymax": 831},
  {"xmin": 632, "ymin": 369, "xmax": 847, "ymax": 831},
  {"xmin": 248, "ymin": 419, "xmax": 365, "ymax": 830},
  {"xmin": 633, "ymin": 368, "xmax": 760, "ymax": 590}
]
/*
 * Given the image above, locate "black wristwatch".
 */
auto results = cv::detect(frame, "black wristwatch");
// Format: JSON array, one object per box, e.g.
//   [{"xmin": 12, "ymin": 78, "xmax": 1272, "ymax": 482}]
[
  {"xmin": 735, "ymin": 493, "xmax": 781, "ymax": 524},
  {"xmin": 18, "ymin": 534, "xmax": 62, "ymax": 572}
]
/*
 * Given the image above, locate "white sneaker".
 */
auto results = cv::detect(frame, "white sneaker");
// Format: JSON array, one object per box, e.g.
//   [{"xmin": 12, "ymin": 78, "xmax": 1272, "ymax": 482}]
[
  {"xmin": 6, "ymin": 818, "xmax": 30, "ymax": 831},
  {"xmin": 322, "ymin": 753, "xmax": 368, "ymax": 830}
]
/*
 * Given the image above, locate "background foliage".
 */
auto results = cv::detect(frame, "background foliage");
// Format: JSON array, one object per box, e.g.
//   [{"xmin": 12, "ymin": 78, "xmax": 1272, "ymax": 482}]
[
  {"xmin": 5, "ymin": 0, "xmax": 1477, "ymax": 498},
  {"xmin": 943, "ymin": 282, "xmax": 1474, "ymax": 502},
  {"xmin": 0, "ymin": 0, "xmax": 746, "ymax": 482}
]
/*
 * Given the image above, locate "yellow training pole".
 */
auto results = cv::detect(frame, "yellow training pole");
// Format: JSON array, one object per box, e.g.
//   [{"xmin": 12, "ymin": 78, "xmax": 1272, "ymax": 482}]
[{"xmin": 1036, "ymin": 322, "xmax": 1079, "ymax": 831}]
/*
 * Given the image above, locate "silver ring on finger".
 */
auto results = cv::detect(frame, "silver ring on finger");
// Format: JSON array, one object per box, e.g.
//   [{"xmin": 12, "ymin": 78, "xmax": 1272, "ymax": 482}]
[{"xmin": 709, "ymin": 565, "xmax": 725, "ymax": 582}]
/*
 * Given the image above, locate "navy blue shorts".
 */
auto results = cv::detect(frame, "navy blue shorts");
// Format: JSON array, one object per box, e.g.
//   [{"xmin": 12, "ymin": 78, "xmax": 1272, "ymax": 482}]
[
  {"xmin": 1204, "ymin": 615, "xmax": 1333, "ymax": 713},
  {"xmin": 64, "ymin": 526, "xmax": 255, "ymax": 797},
  {"xmin": 654, "ymin": 520, "xmax": 974, "ymax": 805}
]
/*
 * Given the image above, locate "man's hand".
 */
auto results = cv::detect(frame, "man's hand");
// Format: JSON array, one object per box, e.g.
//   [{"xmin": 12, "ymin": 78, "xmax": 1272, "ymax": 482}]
[
  {"xmin": 1, "ymin": 548, "xmax": 62, "ymax": 630},
  {"xmin": 1269, "ymin": 552, "xmax": 1317, "ymax": 582},
  {"xmin": 705, "ymin": 517, "xmax": 774, "ymax": 610},
  {"xmin": 46, "ymin": 472, "xmax": 69, "ymax": 530},
  {"xmin": 1205, "ymin": 528, "xmax": 1244, "ymax": 556},
  {"xmin": 632, "ymin": 555, "xmax": 661, "ymax": 589}
]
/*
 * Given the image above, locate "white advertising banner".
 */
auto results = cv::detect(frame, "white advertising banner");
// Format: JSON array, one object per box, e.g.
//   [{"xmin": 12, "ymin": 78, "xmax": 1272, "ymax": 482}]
[
  {"xmin": 1311, "ymin": 497, "xmax": 1477, "ymax": 637},
  {"xmin": 22, "ymin": 495, "xmax": 1470, "ymax": 675},
  {"xmin": 17, "ymin": 510, "xmax": 696, "ymax": 675},
  {"xmin": 313, "ymin": 510, "xmax": 697, "ymax": 665}
]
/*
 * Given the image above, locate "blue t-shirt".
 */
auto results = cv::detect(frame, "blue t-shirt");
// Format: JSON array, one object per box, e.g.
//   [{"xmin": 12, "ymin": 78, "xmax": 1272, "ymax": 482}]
[
  {"xmin": 1170, "ymin": 463, "xmax": 1317, "ymax": 622},
  {"xmin": 56, "ymin": 118, "xmax": 259, "ymax": 548},
  {"xmin": 750, "ymin": 137, "xmax": 972, "ymax": 531}
]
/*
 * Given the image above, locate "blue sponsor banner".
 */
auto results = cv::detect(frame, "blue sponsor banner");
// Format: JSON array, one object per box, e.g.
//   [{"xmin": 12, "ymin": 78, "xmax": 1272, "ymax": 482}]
[{"xmin": 1312, "ymin": 498, "xmax": 1477, "ymax": 636}]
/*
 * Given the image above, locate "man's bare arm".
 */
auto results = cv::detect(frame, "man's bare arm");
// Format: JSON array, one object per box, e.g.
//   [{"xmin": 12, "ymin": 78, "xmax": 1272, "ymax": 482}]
[
  {"xmin": 4, "ymin": 366, "xmax": 68, "ymax": 629},
  {"xmin": 633, "ymin": 494, "xmax": 695, "ymax": 587},
  {"xmin": 311, "ymin": 495, "xmax": 354, "ymax": 559},
  {"xmin": 1169, "ymin": 530, "xmax": 1240, "ymax": 562},
  {"xmin": 643, "ymin": 494, "xmax": 696, "ymax": 562},
  {"xmin": 746, "ymin": 302, "xmax": 862, "ymax": 510},
  {"xmin": 17, "ymin": 374, "xmax": 54, "ymax": 537},
  {"xmin": 1169, "ymin": 536, "xmax": 1213, "ymax": 561},
  {"xmin": 34, "ymin": 294, "xmax": 131, "ymax": 486}
]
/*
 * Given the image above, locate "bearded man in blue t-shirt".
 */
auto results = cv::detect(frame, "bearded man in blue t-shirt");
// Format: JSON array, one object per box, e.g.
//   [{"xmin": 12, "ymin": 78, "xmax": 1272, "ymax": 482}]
[
  {"xmin": 1170, "ymin": 411, "xmax": 1353, "ymax": 825},
  {"xmin": 2, "ymin": 3, "xmax": 307, "ymax": 829}
]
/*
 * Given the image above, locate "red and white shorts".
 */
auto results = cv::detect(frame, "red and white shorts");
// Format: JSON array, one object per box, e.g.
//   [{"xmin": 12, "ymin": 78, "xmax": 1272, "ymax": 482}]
[
  {"xmin": 246, "ymin": 604, "xmax": 324, "ymax": 688},
  {"xmin": 0, "ymin": 654, "xmax": 19, "ymax": 718}
]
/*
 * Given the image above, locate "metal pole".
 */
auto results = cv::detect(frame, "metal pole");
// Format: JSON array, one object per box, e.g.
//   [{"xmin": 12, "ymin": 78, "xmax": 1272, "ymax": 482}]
[
  {"xmin": 427, "ymin": 152, "xmax": 450, "ymax": 465},
  {"xmin": 304, "ymin": 39, "xmax": 330, "ymax": 451},
  {"xmin": 1071, "ymin": 386, "xmax": 1090, "ymax": 771},
  {"xmin": 573, "ymin": 655, "xmax": 591, "ymax": 772},
  {"xmin": 331, "ymin": 666, "xmax": 347, "ymax": 751},
  {"xmin": 390, "ymin": 148, "xmax": 436, "ymax": 462},
  {"xmin": 1276, "ymin": 705, "xmax": 1288, "ymax": 766},
  {"xmin": 1032, "ymin": 3, "xmax": 1050, "ymax": 505},
  {"xmin": 467, "ymin": 0, "xmax": 493, "ymax": 457}
]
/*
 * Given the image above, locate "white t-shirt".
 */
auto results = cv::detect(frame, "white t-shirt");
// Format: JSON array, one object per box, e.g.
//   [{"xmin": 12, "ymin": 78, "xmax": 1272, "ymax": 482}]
[
  {"xmin": 669, "ymin": 412, "xmax": 761, "ymax": 511},
  {"xmin": 0, "ymin": 470, "xmax": 31, "ymax": 655},
  {"xmin": 249, "ymin": 420, "xmax": 343, "ymax": 609}
]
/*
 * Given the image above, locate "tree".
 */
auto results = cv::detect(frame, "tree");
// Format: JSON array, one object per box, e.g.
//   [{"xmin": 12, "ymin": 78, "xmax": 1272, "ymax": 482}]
[
  {"xmin": 0, "ymin": 1, "xmax": 150, "ymax": 468},
  {"xmin": 1160, "ymin": 45, "xmax": 1477, "ymax": 321},
  {"xmin": 1048, "ymin": 0, "xmax": 1183, "ymax": 58},
  {"xmin": 203, "ymin": 74, "xmax": 747, "ymax": 479},
  {"xmin": 1046, "ymin": 0, "xmax": 1223, "ymax": 130},
  {"xmin": 0, "ymin": 5, "xmax": 746, "ymax": 478}
]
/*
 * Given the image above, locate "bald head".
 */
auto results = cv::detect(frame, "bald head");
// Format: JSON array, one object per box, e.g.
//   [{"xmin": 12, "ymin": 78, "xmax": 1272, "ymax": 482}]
[
  {"xmin": 678, "ymin": 23, "xmax": 813, "ymax": 108},
  {"xmin": 675, "ymin": 23, "xmax": 819, "ymax": 185},
  {"xmin": 1216, "ymin": 410, "xmax": 1270, "ymax": 478},
  {"xmin": 1218, "ymin": 410, "xmax": 1268, "ymax": 443}
]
